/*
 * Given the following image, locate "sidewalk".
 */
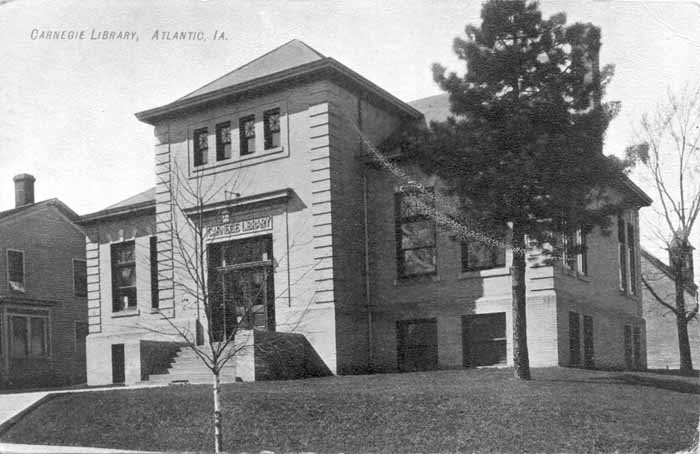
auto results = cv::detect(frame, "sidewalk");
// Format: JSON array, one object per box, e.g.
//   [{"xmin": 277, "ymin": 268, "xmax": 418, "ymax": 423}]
[
  {"xmin": 0, "ymin": 383, "xmax": 167, "ymax": 453},
  {"xmin": 0, "ymin": 442, "xmax": 159, "ymax": 453}
]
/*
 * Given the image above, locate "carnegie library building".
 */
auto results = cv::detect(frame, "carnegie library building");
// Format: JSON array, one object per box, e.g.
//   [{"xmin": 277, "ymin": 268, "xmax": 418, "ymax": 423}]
[{"xmin": 79, "ymin": 40, "xmax": 651, "ymax": 386}]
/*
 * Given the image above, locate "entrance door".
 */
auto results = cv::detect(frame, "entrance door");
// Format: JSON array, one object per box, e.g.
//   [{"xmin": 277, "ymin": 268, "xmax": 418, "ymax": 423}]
[
  {"xmin": 462, "ymin": 313, "xmax": 507, "ymax": 367},
  {"xmin": 208, "ymin": 235, "xmax": 275, "ymax": 341},
  {"xmin": 111, "ymin": 344, "xmax": 125, "ymax": 384},
  {"xmin": 397, "ymin": 319, "xmax": 438, "ymax": 372}
]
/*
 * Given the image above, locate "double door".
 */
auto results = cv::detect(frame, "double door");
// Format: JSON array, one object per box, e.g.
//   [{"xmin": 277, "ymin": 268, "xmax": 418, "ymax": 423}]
[{"xmin": 208, "ymin": 235, "xmax": 275, "ymax": 341}]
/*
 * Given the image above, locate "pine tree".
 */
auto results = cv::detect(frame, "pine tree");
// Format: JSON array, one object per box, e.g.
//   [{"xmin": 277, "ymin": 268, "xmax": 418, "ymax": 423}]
[{"xmin": 403, "ymin": 0, "xmax": 629, "ymax": 379}]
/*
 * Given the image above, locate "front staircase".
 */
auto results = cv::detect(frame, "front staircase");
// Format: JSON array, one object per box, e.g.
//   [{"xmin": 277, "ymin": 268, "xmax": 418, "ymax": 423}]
[{"xmin": 145, "ymin": 346, "xmax": 240, "ymax": 385}]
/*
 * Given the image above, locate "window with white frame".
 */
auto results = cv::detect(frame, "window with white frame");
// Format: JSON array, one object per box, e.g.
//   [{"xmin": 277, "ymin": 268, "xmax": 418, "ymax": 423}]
[
  {"xmin": 215, "ymin": 121, "xmax": 232, "ymax": 161},
  {"xmin": 10, "ymin": 314, "xmax": 48, "ymax": 358},
  {"xmin": 111, "ymin": 241, "xmax": 137, "ymax": 312},
  {"xmin": 264, "ymin": 108, "xmax": 281, "ymax": 150},
  {"xmin": 7, "ymin": 249, "xmax": 25, "ymax": 292},
  {"xmin": 618, "ymin": 214, "xmax": 637, "ymax": 294},
  {"xmin": 239, "ymin": 115, "xmax": 256, "ymax": 156},
  {"xmin": 193, "ymin": 127, "xmax": 209, "ymax": 166},
  {"xmin": 562, "ymin": 228, "xmax": 588, "ymax": 275},
  {"xmin": 395, "ymin": 190, "xmax": 437, "ymax": 277}
]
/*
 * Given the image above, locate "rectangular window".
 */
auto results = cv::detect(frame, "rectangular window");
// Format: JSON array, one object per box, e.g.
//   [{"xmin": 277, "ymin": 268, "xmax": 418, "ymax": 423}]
[
  {"xmin": 395, "ymin": 191, "xmax": 436, "ymax": 277},
  {"xmin": 578, "ymin": 231, "xmax": 588, "ymax": 276},
  {"xmin": 397, "ymin": 319, "xmax": 438, "ymax": 372},
  {"xmin": 564, "ymin": 231, "xmax": 577, "ymax": 270},
  {"xmin": 11, "ymin": 315, "xmax": 47, "ymax": 358},
  {"xmin": 632, "ymin": 326, "xmax": 642, "ymax": 370},
  {"xmin": 618, "ymin": 216, "xmax": 628, "ymax": 292},
  {"xmin": 562, "ymin": 229, "xmax": 587, "ymax": 275},
  {"xmin": 462, "ymin": 313, "xmax": 507, "ymax": 367},
  {"xmin": 75, "ymin": 321, "xmax": 88, "ymax": 354},
  {"xmin": 150, "ymin": 236, "xmax": 159, "ymax": 309},
  {"xmin": 624, "ymin": 325, "xmax": 633, "ymax": 370},
  {"xmin": 627, "ymin": 223, "xmax": 637, "ymax": 295},
  {"xmin": 73, "ymin": 259, "xmax": 87, "ymax": 297},
  {"xmin": 263, "ymin": 108, "xmax": 281, "ymax": 150},
  {"xmin": 461, "ymin": 240, "xmax": 506, "ymax": 272},
  {"xmin": 569, "ymin": 311, "xmax": 581, "ymax": 366},
  {"xmin": 215, "ymin": 121, "xmax": 231, "ymax": 161},
  {"xmin": 193, "ymin": 127, "xmax": 208, "ymax": 166},
  {"xmin": 7, "ymin": 249, "xmax": 25, "ymax": 292},
  {"xmin": 583, "ymin": 315, "xmax": 594, "ymax": 369},
  {"xmin": 239, "ymin": 115, "xmax": 256, "ymax": 156},
  {"xmin": 111, "ymin": 241, "xmax": 137, "ymax": 312}
]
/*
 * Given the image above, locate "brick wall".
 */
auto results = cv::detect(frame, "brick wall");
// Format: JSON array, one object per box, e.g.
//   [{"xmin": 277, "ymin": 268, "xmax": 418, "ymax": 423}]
[
  {"xmin": 641, "ymin": 252, "xmax": 700, "ymax": 369},
  {"xmin": 0, "ymin": 205, "xmax": 87, "ymax": 387}
]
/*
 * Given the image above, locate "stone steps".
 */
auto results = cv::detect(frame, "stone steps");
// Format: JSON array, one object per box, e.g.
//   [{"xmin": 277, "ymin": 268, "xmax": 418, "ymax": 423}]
[{"xmin": 144, "ymin": 345, "xmax": 240, "ymax": 385}]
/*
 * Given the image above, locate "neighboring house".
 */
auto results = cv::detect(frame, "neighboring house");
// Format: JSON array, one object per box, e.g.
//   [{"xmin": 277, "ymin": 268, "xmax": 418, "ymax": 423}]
[
  {"xmin": 0, "ymin": 174, "xmax": 88, "ymax": 388},
  {"xmin": 81, "ymin": 40, "xmax": 651, "ymax": 386},
  {"xmin": 641, "ymin": 249, "xmax": 700, "ymax": 369}
]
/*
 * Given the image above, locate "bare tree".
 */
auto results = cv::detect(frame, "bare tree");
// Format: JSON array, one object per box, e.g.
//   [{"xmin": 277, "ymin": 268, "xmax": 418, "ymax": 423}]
[
  {"xmin": 627, "ymin": 83, "xmax": 700, "ymax": 373},
  {"xmin": 145, "ymin": 163, "xmax": 321, "ymax": 452}
]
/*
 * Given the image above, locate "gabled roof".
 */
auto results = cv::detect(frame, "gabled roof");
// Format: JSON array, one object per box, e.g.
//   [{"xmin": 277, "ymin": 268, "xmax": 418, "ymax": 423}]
[
  {"xmin": 178, "ymin": 40, "xmax": 325, "ymax": 101},
  {"xmin": 641, "ymin": 249, "xmax": 697, "ymax": 296},
  {"xmin": 0, "ymin": 198, "xmax": 79, "ymax": 224},
  {"xmin": 409, "ymin": 93, "xmax": 451, "ymax": 125},
  {"xmin": 79, "ymin": 187, "xmax": 156, "ymax": 224},
  {"xmin": 135, "ymin": 39, "xmax": 422, "ymax": 125},
  {"xmin": 105, "ymin": 187, "xmax": 156, "ymax": 210}
]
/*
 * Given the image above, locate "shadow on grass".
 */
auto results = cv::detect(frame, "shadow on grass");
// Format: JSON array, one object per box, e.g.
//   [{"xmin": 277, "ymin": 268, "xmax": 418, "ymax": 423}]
[{"xmin": 590, "ymin": 374, "xmax": 700, "ymax": 395}]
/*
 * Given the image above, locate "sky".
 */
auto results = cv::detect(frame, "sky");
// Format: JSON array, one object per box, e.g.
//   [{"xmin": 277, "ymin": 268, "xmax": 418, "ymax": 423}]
[{"xmin": 1, "ymin": 0, "xmax": 699, "ymax": 269}]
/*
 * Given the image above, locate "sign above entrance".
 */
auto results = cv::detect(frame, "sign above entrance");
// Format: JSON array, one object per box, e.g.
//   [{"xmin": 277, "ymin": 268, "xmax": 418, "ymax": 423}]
[{"xmin": 208, "ymin": 215, "xmax": 272, "ymax": 238}]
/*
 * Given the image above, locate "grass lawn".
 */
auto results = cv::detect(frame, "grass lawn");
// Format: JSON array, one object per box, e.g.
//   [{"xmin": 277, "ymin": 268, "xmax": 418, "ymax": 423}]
[{"xmin": 1, "ymin": 367, "xmax": 698, "ymax": 453}]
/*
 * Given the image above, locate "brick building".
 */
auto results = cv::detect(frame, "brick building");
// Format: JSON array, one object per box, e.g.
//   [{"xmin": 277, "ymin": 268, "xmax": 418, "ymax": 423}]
[
  {"xmin": 641, "ymin": 249, "xmax": 699, "ymax": 369},
  {"xmin": 82, "ymin": 40, "xmax": 651, "ymax": 385},
  {"xmin": 0, "ymin": 174, "xmax": 88, "ymax": 388}
]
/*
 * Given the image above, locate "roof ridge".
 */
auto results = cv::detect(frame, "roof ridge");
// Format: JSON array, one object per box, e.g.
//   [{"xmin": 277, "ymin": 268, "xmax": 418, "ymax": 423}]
[{"xmin": 176, "ymin": 39, "xmax": 325, "ymax": 102}]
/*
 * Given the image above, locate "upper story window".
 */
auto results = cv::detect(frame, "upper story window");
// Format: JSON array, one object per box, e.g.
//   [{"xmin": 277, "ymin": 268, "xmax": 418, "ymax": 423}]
[
  {"xmin": 461, "ymin": 239, "xmax": 506, "ymax": 272},
  {"xmin": 111, "ymin": 241, "xmax": 137, "ymax": 312},
  {"xmin": 627, "ymin": 222, "xmax": 637, "ymax": 295},
  {"xmin": 618, "ymin": 216, "xmax": 628, "ymax": 292},
  {"xmin": 618, "ymin": 214, "xmax": 637, "ymax": 295},
  {"xmin": 395, "ymin": 191, "xmax": 436, "ymax": 278},
  {"xmin": 7, "ymin": 249, "xmax": 25, "ymax": 292},
  {"xmin": 216, "ymin": 121, "xmax": 231, "ymax": 161},
  {"xmin": 562, "ymin": 229, "xmax": 588, "ymax": 276},
  {"xmin": 264, "ymin": 108, "xmax": 281, "ymax": 150},
  {"xmin": 73, "ymin": 259, "xmax": 87, "ymax": 297},
  {"xmin": 240, "ymin": 115, "xmax": 256, "ymax": 156},
  {"xmin": 193, "ymin": 127, "xmax": 209, "ymax": 166}
]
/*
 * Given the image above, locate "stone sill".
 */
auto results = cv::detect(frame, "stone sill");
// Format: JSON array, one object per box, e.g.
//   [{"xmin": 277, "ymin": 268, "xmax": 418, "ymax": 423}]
[
  {"xmin": 459, "ymin": 268, "xmax": 510, "ymax": 280},
  {"xmin": 111, "ymin": 309, "xmax": 140, "ymax": 318}
]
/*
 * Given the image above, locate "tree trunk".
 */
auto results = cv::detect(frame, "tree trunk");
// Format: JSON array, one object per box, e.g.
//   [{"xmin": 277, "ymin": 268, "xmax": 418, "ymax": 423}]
[
  {"xmin": 511, "ymin": 226, "xmax": 531, "ymax": 380},
  {"xmin": 675, "ymin": 278, "xmax": 693, "ymax": 373},
  {"xmin": 213, "ymin": 371, "xmax": 223, "ymax": 453},
  {"xmin": 671, "ymin": 244, "xmax": 694, "ymax": 373}
]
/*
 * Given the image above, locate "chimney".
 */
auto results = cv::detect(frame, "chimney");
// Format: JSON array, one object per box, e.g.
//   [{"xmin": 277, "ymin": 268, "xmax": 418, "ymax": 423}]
[{"xmin": 13, "ymin": 173, "xmax": 35, "ymax": 207}]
